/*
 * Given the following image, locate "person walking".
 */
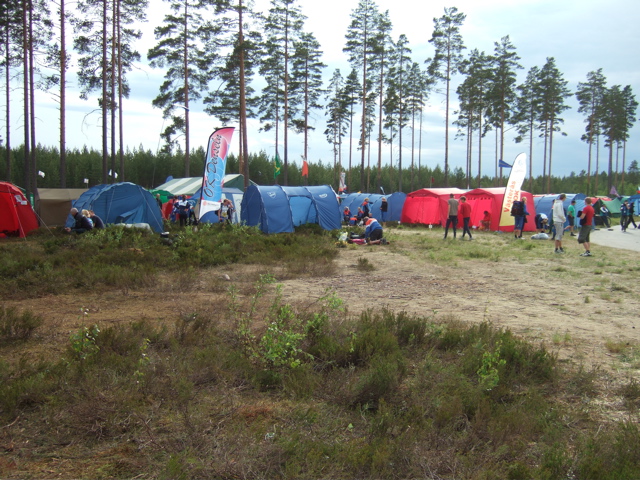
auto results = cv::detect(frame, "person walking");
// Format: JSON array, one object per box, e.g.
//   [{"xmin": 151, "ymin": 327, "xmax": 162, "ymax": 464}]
[
  {"xmin": 443, "ymin": 193, "xmax": 459, "ymax": 239},
  {"xmin": 512, "ymin": 196, "xmax": 529, "ymax": 239},
  {"xmin": 578, "ymin": 197, "xmax": 595, "ymax": 256},
  {"xmin": 459, "ymin": 196, "xmax": 473, "ymax": 240},
  {"xmin": 565, "ymin": 199, "xmax": 577, "ymax": 236},
  {"xmin": 552, "ymin": 194, "xmax": 567, "ymax": 253}
]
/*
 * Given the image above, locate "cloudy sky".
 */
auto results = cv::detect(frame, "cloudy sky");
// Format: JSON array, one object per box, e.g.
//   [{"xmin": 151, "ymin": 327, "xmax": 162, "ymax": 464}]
[{"xmin": 10, "ymin": 0, "xmax": 640, "ymax": 183}]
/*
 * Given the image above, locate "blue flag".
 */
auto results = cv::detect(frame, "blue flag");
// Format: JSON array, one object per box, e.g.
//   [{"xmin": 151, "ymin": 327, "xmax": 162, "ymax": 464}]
[{"xmin": 498, "ymin": 159, "xmax": 512, "ymax": 169}]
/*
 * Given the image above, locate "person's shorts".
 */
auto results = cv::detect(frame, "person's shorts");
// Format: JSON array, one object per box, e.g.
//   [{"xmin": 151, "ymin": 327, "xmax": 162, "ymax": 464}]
[
  {"xmin": 578, "ymin": 225, "xmax": 591, "ymax": 244},
  {"xmin": 568, "ymin": 215, "xmax": 575, "ymax": 227},
  {"xmin": 514, "ymin": 216, "xmax": 525, "ymax": 231},
  {"xmin": 555, "ymin": 225, "xmax": 565, "ymax": 241}
]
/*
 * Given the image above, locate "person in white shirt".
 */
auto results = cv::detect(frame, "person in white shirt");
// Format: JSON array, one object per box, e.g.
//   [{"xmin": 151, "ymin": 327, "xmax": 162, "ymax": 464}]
[{"xmin": 552, "ymin": 194, "xmax": 567, "ymax": 253}]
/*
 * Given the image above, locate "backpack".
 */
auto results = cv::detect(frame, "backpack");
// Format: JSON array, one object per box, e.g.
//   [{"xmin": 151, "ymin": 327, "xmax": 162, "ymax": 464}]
[{"xmin": 510, "ymin": 201, "xmax": 524, "ymax": 217}]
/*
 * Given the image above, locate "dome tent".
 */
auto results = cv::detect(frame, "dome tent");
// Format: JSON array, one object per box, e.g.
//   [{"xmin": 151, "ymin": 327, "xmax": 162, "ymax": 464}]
[
  {"xmin": 66, "ymin": 182, "xmax": 164, "ymax": 232},
  {"xmin": 241, "ymin": 184, "xmax": 341, "ymax": 234},
  {"xmin": 0, "ymin": 181, "xmax": 39, "ymax": 238}
]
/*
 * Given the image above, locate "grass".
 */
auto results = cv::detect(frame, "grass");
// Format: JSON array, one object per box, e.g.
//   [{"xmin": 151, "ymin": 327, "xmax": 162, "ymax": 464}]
[{"xmin": 2, "ymin": 224, "xmax": 640, "ymax": 478}]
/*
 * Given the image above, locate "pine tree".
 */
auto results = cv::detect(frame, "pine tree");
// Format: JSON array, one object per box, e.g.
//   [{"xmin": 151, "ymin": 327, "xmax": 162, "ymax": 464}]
[
  {"xmin": 514, "ymin": 66, "xmax": 542, "ymax": 192},
  {"xmin": 343, "ymin": 0, "xmax": 380, "ymax": 191},
  {"xmin": 426, "ymin": 6, "xmax": 466, "ymax": 185},
  {"xmin": 324, "ymin": 69, "xmax": 347, "ymax": 187},
  {"xmin": 290, "ymin": 31, "xmax": 326, "ymax": 173},
  {"xmin": 486, "ymin": 36, "xmax": 521, "ymax": 184},
  {"xmin": 536, "ymin": 57, "xmax": 571, "ymax": 193},
  {"xmin": 576, "ymin": 69, "xmax": 607, "ymax": 194},
  {"xmin": 147, "ymin": 0, "xmax": 220, "ymax": 176}
]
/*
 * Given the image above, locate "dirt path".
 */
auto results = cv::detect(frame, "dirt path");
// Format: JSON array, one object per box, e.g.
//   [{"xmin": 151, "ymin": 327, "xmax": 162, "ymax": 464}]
[{"xmin": 281, "ymin": 230, "xmax": 640, "ymax": 379}]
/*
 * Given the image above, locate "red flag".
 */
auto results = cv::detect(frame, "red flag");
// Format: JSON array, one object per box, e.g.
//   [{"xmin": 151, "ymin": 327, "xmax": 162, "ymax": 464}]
[{"xmin": 302, "ymin": 160, "xmax": 309, "ymax": 177}]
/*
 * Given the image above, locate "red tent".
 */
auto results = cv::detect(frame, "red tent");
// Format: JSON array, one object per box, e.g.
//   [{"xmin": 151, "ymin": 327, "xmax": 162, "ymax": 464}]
[
  {"xmin": 464, "ymin": 187, "xmax": 537, "ymax": 232},
  {"xmin": 0, "ymin": 182, "xmax": 39, "ymax": 238},
  {"xmin": 401, "ymin": 188, "xmax": 466, "ymax": 226}
]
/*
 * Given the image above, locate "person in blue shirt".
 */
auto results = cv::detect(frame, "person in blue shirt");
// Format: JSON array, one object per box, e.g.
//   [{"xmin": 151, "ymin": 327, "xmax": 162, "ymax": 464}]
[{"xmin": 364, "ymin": 217, "xmax": 384, "ymax": 244}]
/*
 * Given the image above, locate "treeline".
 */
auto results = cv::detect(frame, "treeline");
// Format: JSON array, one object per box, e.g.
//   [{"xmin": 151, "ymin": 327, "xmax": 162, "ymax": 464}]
[
  {"xmin": 2, "ymin": 145, "xmax": 638, "ymax": 197},
  {"xmin": 1, "ymin": 1, "xmax": 637, "ymax": 201}
]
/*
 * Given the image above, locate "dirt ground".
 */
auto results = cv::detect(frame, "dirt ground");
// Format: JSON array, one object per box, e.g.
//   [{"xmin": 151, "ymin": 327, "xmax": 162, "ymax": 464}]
[{"xmin": 6, "ymin": 228, "xmax": 640, "ymax": 389}]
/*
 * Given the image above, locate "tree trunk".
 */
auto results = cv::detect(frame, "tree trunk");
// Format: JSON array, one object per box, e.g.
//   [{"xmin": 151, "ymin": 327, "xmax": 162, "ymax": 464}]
[
  {"xmin": 59, "ymin": 0, "xmax": 67, "ymax": 187},
  {"xmin": 238, "ymin": 0, "xmax": 249, "ymax": 188},
  {"xmin": 102, "ymin": 0, "xmax": 108, "ymax": 183}
]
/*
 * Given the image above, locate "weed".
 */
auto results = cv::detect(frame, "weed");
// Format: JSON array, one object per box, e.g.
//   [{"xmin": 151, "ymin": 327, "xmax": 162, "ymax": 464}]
[
  {"xmin": 356, "ymin": 256, "xmax": 375, "ymax": 271},
  {"xmin": 0, "ymin": 306, "xmax": 43, "ymax": 341}
]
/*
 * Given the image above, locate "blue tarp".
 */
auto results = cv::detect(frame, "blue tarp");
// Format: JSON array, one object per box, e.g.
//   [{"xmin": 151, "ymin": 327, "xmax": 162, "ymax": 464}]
[
  {"xmin": 241, "ymin": 185, "xmax": 341, "ymax": 234},
  {"xmin": 533, "ymin": 193, "xmax": 587, "ymax": 228},
  {"xmin": 66, "ymin": 182, "xmax": 164, "ymax": 232}
]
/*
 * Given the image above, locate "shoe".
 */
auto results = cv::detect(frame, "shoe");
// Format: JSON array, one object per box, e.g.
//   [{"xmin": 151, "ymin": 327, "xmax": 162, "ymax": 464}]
[
  {"xmin": 555, "ymin": 249, "xmax": 560, "ymax": 254},
  {"xmin": 559, "ymin": 248, "xmax": 565, "ymax": 253},
  {"xmin": 580, "ymin": 251, "xmax": 592, "ymax": 257},
  {"xmin": 570, "ymin": 233, "xmax": 576, "ymax": 236}
]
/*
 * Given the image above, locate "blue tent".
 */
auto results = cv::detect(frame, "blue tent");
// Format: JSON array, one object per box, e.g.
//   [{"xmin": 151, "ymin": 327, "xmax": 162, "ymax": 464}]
[
  {"xmin": 534, "ymin": 193, "xmax": 587, "ymax": 228},
  {"xmin": 627, "ymin": 194, "xmax": 640, "ymax": 213},
  {"xmin": 189, "ymin": 187, "xmax": 244, "ymax": 224},
  {"xmin": 241, "ymin": 185, "xmax": 341, "ymax": 234},
  {"xmin": 340, "ymin": 192, "xmax": 406, "ymax": 222},
  {"xmin": 241, "ymin": 185, "xmax": 294, "ymax": 234},
  {"xmin": 66, "ymin": 182, "xmax": 164, "ymax": 232}
]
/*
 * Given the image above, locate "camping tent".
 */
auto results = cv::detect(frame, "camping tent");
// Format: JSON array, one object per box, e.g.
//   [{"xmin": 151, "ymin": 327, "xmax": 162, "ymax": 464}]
[
  {"xmin": 0, "ymin": 182, "xmax": 39, "ymax": 238},
  {"xmin": 66, "ymin": 182, "xmax": 164, "ymax": 232},
  {"xmin": 627, "ymin": 194, "xmax": 640, "ymax": 213},
  {"xmin": 241, "ymin": 184, "xmax": 341, "ymax": 234},
  {"xmin": 464, "ymin": 188, "xmax": 537, "ymax": 232},
  {"xmin": 340, "ymin": 193, "xmax": 407, "ymax": 223},
  {"xmin": 534, "ymin": 193, "xmax": 587, "ymax": 228},
  {"xmin": 400, "ymin": 188, "xmax": 466, "ymax": 226},
  {"xmin": 36, "ymin": 188, "xmax": 87, "ymax": 226},
  {"xmin": 155, "ymin": 174, "xmax": 252, "ymax": 196},
  {"xmin": 282, "ymin": 186, "xmax": 341, "ymax": 229},
  {"xmin": 241, "ymin": 185, "xmax": 294, "ymax": 234}
]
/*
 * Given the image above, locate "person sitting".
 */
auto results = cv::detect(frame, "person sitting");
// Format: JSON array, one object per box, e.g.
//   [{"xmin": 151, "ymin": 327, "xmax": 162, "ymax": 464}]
[
  {"xmin": 364, "ymin": 216, "xmax": 384, "ymax": 245},
  {"xmin": 88, "ymin": 210, "xmax": 105, "ymax": 229},
  {"xmin": 480, "ymin": 211, "xmax": 491, "ymax": 231},
  {"xmin": 356, "ymin": 207, "xmax": 365, "ymax": 223},
  {"xmin": 343, "ymin": 206, "xmax": 351, "ymax": 224},
  {"xmin": 64, "ymin": 208, "xmax": 93, "ymax": 234}
]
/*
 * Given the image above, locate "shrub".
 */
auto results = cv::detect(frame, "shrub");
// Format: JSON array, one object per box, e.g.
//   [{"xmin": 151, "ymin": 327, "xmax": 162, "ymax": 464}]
[{"xmin": 0, "ymin": 306, "xmax": 43, "ymax": 341}]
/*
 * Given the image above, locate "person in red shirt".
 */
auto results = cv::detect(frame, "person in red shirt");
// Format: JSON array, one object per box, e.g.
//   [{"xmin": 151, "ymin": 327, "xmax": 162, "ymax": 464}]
[
  {"xmin": 578, "ymin": 197, "xmax": 595, "ymax": 256},
  {"xmin": 459, "ymin": 196, "xmax": 473, "ymax": 240}
]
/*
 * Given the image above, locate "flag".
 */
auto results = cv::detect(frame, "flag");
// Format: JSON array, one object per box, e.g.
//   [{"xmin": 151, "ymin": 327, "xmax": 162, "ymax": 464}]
[
  {"xmin": 339, "ymin": 172, "xmax": 346, "ymax": 193},
  {"xmin": 274, "ymin": 153, "xmax": 282, "ymax": 179},
  {"xmin": 499, "ymin": 153, "xmax": 527, "ymax": 229},
  {"xmin": 498, "ymin": 159, "xmax": 512, "ymax": 169},
  {"xmin": 109, "ymin": 170, "xmax": 118, "ymax": 179},
  {"xmin": 302, "ymin": 160, "xmax": 309, "ymax": 177},
  {"xmin": 198, "ymin": 127, "xmax": 235, "ymax": 220},
  {"xmin": 83, "ymin": 178, "xmax": 89, "ymax": 184},
  {"xmin": 610, "ymin": 186, "xmax": 619, "ymax": 198},
  {"xmin": 637, "ymin": 185, "xmax": 640, "ymax": 194},
  {"xmin": 38, "ymin": 170, "xmax": 45, "ymax": 178}
]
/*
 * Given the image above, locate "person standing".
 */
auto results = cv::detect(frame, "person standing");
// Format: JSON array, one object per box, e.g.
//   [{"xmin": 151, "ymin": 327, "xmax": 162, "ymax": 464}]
[
  {"xmin": 361, "ymin": 198, "xmax": 370, "ymax": 218},
  {"xmin": 459, "ymin": 196, "xmax": 472, "ymax": 240},
  {"xmin": 380, "ymin": 197, "xmax": 388, "ymax": 225},
  {"xmin": 552, "ymin": 194, "xmax": 567, "ymax": 253},
  {"xmin": 513, "ymin": 196, "xmax": 529, "ymax": 239},
  {"xmin": 565, "ymin": 199, "xmax": 577, "ymax": 236},
  {"xmin": 620, "ymin": 200, "xmax": 630, "ymax": 232},
  {"xmin": 600, "ymin": 204, "xmax": 611, "ymax": 229},
  {"xmin": 578, "ymin": 197, "xmax": 595, "ymax": 256},
  {"xmin": 627, "ymin": 201, "xmax": 637, "ymax": 229},
  {"xmin": 175, "ymin": 195, "xmax": 190, "ymax": 227},
  {"xmin": 443, "ymin": 193, "xmax": 459, "ymax": 239}
]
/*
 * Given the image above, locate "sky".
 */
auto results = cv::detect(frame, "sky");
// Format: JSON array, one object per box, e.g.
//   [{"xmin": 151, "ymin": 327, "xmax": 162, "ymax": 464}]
[{"xmin": 7, "ymin": 0, "xmax": 640, "ymax": 184}]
